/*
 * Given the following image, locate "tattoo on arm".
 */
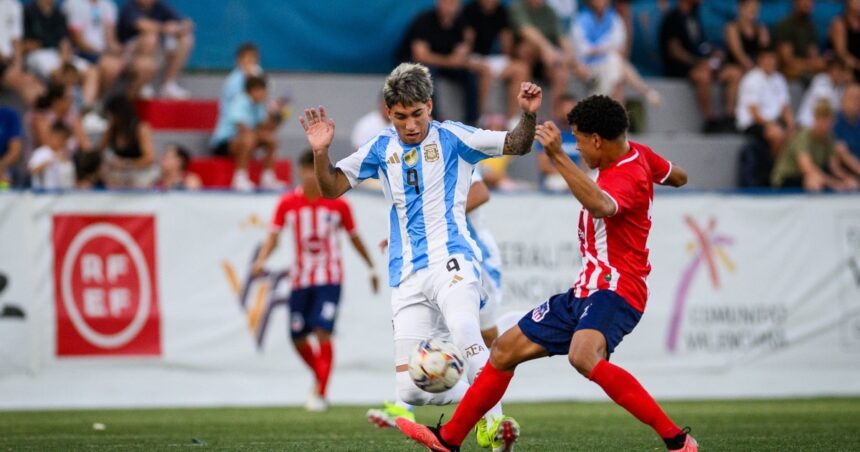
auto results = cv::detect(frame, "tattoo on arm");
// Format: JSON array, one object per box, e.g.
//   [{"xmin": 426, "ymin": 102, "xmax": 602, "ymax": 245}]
[{"xmin": 503, "ymin": 112, "xmax": 536, "ymax": 155}]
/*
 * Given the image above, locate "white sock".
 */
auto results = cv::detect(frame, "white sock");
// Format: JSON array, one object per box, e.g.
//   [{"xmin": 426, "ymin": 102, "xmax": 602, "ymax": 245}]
[{"xmin": 234, "ymin": 169, "xmax": 249, "ymax": 180}]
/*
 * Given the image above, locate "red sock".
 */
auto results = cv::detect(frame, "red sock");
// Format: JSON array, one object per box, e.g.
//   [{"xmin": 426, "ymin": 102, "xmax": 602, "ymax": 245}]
[
  {"xmin": 440, "ymin": 362, "xmax": 513, "ymax": 446},
  {"xmin": 316, "ymin": 340, "xmax": 333, "ymax": 397},
  {"xmin": 588, "ymin": 359, "xmax": 682, "ymax": 439},
  {"xmin": 295, "ymin": 342, "xmax": 318, "ymax": 374}
]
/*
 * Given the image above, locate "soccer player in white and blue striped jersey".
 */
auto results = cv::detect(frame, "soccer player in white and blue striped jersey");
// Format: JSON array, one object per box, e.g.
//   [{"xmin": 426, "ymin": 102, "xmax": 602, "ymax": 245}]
[{"xmin": 301, "ymin": 63, "xmax": 539, "ymax": 450}]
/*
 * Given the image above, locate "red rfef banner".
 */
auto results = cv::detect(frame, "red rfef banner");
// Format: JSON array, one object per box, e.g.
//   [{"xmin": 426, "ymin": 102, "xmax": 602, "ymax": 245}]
[{"xmin": 53, "ymin": 215, "xmax": 161, "ymax": 356}]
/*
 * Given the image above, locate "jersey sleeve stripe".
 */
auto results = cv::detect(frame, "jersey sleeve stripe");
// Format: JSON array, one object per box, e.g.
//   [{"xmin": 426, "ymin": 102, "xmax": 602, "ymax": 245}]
[{"xmin": 659, "ymin": 161, "xmax": 673, "ymax": 184}]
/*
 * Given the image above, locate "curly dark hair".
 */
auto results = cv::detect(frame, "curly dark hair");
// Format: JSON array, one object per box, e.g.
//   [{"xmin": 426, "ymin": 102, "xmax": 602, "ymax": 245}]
[{"xmin": 566, "ymin": 95, "xmax": 629, "ymax": 140}]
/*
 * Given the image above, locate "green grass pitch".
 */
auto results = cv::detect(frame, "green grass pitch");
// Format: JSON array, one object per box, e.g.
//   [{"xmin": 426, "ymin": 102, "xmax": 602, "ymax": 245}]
[{"xmin": 1, "ymin": 398, "xmax": 859, "ymax": 451}]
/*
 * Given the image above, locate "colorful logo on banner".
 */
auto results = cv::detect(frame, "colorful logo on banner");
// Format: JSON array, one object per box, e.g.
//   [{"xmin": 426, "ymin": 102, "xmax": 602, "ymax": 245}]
[
  {"xmin": 222, "ymin": 214, "xmax": 290, "ymax": 350},
  {"xmin": 53, "ymin": 215, "xmax": 161, "ymax": 356},
  {"xmin": 665, "ymin": 216, "xmax": 735, "ymax": 353}
]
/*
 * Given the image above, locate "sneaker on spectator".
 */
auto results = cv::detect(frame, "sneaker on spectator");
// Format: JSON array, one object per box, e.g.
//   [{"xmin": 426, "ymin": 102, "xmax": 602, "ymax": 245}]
[
  {"xmin": 139, "ymin": 84, "xmax": 157, "ymax": 100},
  {"xmin": 82, "ymin": 111, "xmax": 108, "ymax": 134},
  {"xmin": 260, "ymin": 169, "xmax": 286, "ymax": 190},
  {"xmin": 160, "ymin": 81, "xmax": 191, "ymax": 100},
  {"xmin": 232, "ymin": 171, "xmax": 255, "ymax": 192}
]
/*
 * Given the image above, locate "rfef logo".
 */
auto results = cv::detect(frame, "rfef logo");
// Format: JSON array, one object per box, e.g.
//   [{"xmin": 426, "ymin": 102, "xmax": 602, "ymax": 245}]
[{"xmin": 53, "ymin": 215, "xmax": 161, "ymax": 356}]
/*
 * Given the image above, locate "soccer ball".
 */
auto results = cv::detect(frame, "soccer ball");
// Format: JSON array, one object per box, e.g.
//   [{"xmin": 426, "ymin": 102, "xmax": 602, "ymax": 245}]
[{"xmin": 408, "ymin": 339, "xmax": 466, "ymax": 393}]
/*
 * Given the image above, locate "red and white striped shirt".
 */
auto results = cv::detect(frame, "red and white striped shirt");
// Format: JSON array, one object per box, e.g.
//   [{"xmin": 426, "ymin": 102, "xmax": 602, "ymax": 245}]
[
  {"xmin": 573, "ymin": 141, "xmax": 671, "ymax": 312},
  {"xmin": 270, "ymin": 189, "xmax": 356, "ymax": 289}
]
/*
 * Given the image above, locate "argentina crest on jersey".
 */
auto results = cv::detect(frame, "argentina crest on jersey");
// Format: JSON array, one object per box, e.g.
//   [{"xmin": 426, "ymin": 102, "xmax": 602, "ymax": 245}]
[{"xmin": 423, "ymin": 143, "xmax": 440, "ymax": 162}]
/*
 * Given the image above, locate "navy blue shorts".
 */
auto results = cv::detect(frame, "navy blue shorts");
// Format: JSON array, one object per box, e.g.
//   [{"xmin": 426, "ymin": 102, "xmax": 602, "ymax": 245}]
[
  {"xmin": 288, "ymin": 284, "xmax": 342, "ymax": 339},
  {"xmin": 518, "ymin": 289, "xmax": 642, "ymax": 357}
]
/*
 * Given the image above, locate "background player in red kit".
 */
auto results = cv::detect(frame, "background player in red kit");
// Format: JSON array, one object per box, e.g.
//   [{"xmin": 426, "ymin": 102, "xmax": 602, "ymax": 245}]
[
  {"xmin": 397, "ymin": 95, "xmax": 697, "ymax": 451},
  {"xmin": 252, "ymin": 150, "xmax": 378, "ymax": 412}
]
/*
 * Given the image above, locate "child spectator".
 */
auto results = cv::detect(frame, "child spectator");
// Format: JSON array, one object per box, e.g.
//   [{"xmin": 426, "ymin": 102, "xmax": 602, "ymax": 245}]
[
  {"xmin": 220, "ymin": 43, "xmax": 263, "ymax": 118},
  {"xmin": 28, "ymin": 121, "xmax": 74, "ymax": 189},
  {"xmin": 156, "ymin": 143, "xmax": 201, "ymax": 190},
  {"xmin": 30, "ymin": 83, "xmax": 91, "ymax": 152},
  {"xmin": 72, "ymin": 147, "xmax": 103, "ymax": 189},
  {"xmin": 210, "ymin": 75, "xmax": 284, "ymax": 191}
]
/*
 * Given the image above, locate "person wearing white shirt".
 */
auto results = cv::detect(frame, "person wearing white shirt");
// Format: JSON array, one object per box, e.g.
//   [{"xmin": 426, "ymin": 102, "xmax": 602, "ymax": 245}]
[
  {"xmin": 350, "ymin": 97, "xmax": 391, "ymax": 150},
  {"xmin": 571, "ymin": 0, "xmax": 660, "ymax": 105},
  {"xmin": 736, "ymin": 46, "xmax": 795, "ymax": 153},
  {"xmin": 63, "ymin": 0, "xmax": 125, "ymax": 98},
  {"xmin": 796, "ymin": 58, "xmax": 852, "ymax": 128},
  {"xmin": 28, "ymin": 122, "xmax": 75, "ymax": 190}
]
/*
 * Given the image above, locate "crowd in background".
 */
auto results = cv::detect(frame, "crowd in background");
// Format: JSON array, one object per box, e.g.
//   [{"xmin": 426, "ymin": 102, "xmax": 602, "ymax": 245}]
[{"xmin": 2, "ymin": 0, "xmax": 860, "ymax": 193}]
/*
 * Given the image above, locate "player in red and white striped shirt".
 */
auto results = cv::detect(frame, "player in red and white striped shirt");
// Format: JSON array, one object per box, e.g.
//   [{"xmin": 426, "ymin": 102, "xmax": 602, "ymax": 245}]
[
  {"xmin": 253, "ymin": 150, "xmax": 378, "ymax": 412},
  {"xmin": 397, "ymin": 96, "xmax": 697, "ymax": 451}
]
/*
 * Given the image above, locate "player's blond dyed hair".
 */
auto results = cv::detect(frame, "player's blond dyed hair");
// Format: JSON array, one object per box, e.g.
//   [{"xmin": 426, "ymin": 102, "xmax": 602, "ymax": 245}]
[{"xmin": 382, "ymin": 63, "xmax": 433, "ymax": 109}]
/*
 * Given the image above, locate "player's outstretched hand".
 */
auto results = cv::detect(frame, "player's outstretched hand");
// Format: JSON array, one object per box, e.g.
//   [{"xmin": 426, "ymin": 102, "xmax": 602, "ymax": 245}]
[
  {"xmin": 535, "ymin": 121, "xmax": 562, "ymax": 157},
  {"xmin": 517, "ymin": 82, "xmax": 542, "ymax": 114},
  {"xmin": 300, "ymin": 106, "xmax": 335, "ymax": 154}
]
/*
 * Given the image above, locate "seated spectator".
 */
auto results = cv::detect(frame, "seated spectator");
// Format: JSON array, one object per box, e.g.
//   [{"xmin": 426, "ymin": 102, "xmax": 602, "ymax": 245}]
[
  {"xmin": 772, "ymin": 101, "xmax": 860, "ymax": 191},
  {"xmin": 30, "ymin": 83, "xmax": 91, "ymax": 152},
  {"xmin": 0, "ymin": 106, "xmax": 22, "ymax": 188},
  {"xmin": 220, "ymin": 43, "xmax": 263, "ymax": 116},
  {"xmin": 835, "ymin": 83, "xmax": 860, "ymax": 159},
  {"xmin": 462, "ymin": 0, "xmax": 531, "ymax": 120},
  {"xmin": 660, "ymin": 0, "xmax": 742, "ymax": 133},
  {"xmin": 23, "ymin": 0, "xmax": 99, "ymax": 111},
  {"xmin": 28, "ymin": 121, "xmax": 74, "ymax": 190},
  {"xmin": 400, "ymin": 0, "xmax": 485, "ymax": 124},
  {"xmin": 72, "ymin": 146, "xmax": 103, "ymax": 189},
  {"xmin": 797, "ymin": 58, "xmax": 851, "ymax": 128},
  {"xmin": 571, "ymin": 0, "xmax": 661, "ymax": 105},
  {"xmin": 210, "ymin": 76, "xmax": 284, "ymax": 191},
  {"xmin": 545, "ymin": 0, "xmax": 576, "ymax": 33},
  {"xmin": 0, "ymin": 0, "xmax": 43, "ymax": 105},
  {"xmin": 724, "ymin": 0, "xmax": 769, "ymax": 73},
  {"xmin": 63, "ymin": 0, "xmax": 126, "ymax": 102},
  {"xmin": 99, "ymin": 95, "xmax": 157, "ymax": 188},
  {"xmin": 117, "ymin": 0, "xmax": 193, "ymax": 99},
  {"xmin": 736, "ymin": 46, "xmax": 794, "ymax": 155},
  {"xmin": 156, "ymin": 143, "xmax": 201, "ymax": 190},
  {"xmin": 536, "ymin": 92, "xmax": 579, "ymax": 192},
  {"xmin": 509, "ymin": 0, "xmax": 589, "ymax": 102},
  {"xmin": 351, "ymin": 96, "xmax": 390, "ymax": 150},
  {"xmin": 772, "ymin": 0, "xmax": 826, "ymax": 82},
  {"xmin": 829, "ymin": 0, "xmax": 860, "ymax": 81}
]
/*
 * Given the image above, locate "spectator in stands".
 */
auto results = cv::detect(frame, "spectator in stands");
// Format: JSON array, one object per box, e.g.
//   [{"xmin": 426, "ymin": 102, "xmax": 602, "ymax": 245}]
[
  {"xmin": 63, "ymin": 0, "xmax": 126, "ymax": 102},
  {"xmin": 156, "ymin": 143, "xmax": 201, "ymax": 190},
  {"xmin": 400, "ymin": 0, "xmax": 485, "ymax": 125},
  {"xmin": 659, "ymin": 0, "xmax": 742, "ymax": 133},
  {"xmin": 117, "ymin": 0, "xmax": 193, "ymax": 99},
  {"xmin": 210, "ymin": 75, "xmax": 283, "ymax": 191},
  {"xmin": 509, "ymin": 0, "xmax": 589, "ymax": 103},
  {"xmin": 100, "ymin": 94, "xmax": 157, "ymax": 188},
  {"xmin": 535, "ymin": 92, "xmax": 579, "ymax": 192},
  {"xmin": 462, "ymin": 0, "xmax": 531, "ymax": 120},
  {"xmin": 772, "ymin": 0, "xmax": 826, "ymax": 82},
  {"xmin": 545, "ymin": 0, "xmax": 576, "ymax": 33},
  {"xmin": 0, "ymin": 106, "xmax": 22, "ymax": 188},
  {"xmin": 835, "ymin": 83, "xmax": 860, "ymax": 159},
  {"xmin": 27, "ymin": 121, "xmax": 74, "ymax": 190},
  {"xmin": 350, "ymin": 96, "xmax": 390, "ymax": 150},
  {"xmin": 724, "ymin": 0, "xmax": 769, "ymax": 73},
  {"xmin": 30, "ymin": 83, "xmax": 91, "ymax": 152},
  {"xmin": 23, "ymin": 0, "xmax": 100, "ymax": 111},
  {"xmin": 571, "ymin": 0, "xmax": 661, "ymax": 105},
  {"xmin": 72, "ymin": 146, "xmax": 103, "ymax": 189},
  {"xmin": 797, "ymin": 58, "xmax": 852, "ymax": 128},
  {"xmin": 772, "ymin": 100, "xmax": 860, "ymax": 191},
  {"xmin": 0, "ymin": 0, "xmax": 43, "ymax": 105},
  {"xmin": 736, "ymin": 45, "xmax": 794, "ymax": 154},
  {"xmin": 830, "ymin": 0, "xmax": 860, "ymax": 82},
  {"xmin": 220, "ymin": 43, "xmax": 262, "ymax": 117}
]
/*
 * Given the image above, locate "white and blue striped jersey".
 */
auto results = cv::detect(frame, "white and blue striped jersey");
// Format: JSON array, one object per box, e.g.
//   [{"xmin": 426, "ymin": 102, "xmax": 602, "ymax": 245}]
[{"xmin": 335, "ymin": 120, "xmax": 507, "ymax": 287}]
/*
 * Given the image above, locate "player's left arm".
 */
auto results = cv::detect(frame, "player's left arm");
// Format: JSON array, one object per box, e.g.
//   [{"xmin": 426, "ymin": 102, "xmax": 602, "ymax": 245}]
[
  {"xmin": 502, "ymin": 82, "xmax": 542, "ymax": 156},
  {"xmin": 466, "ymin": 177, "xmax": 490, "ymax": 213},
  {"xmin": 536, "ymin": 122, "xmax": 617, "ymax": 218},
  {"xmin": 340, "ymin": 202, "xmax": 379, "ymax": 293},
  {"xmin": 643, "ymin": 145, "xmax": 688, "ymax": 187}
]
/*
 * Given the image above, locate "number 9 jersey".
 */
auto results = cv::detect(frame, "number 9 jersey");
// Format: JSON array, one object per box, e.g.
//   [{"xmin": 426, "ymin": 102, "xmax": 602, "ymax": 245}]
[{"xmin": 335, "ymin": 120, "xmax": 507, "ymax": 287}]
